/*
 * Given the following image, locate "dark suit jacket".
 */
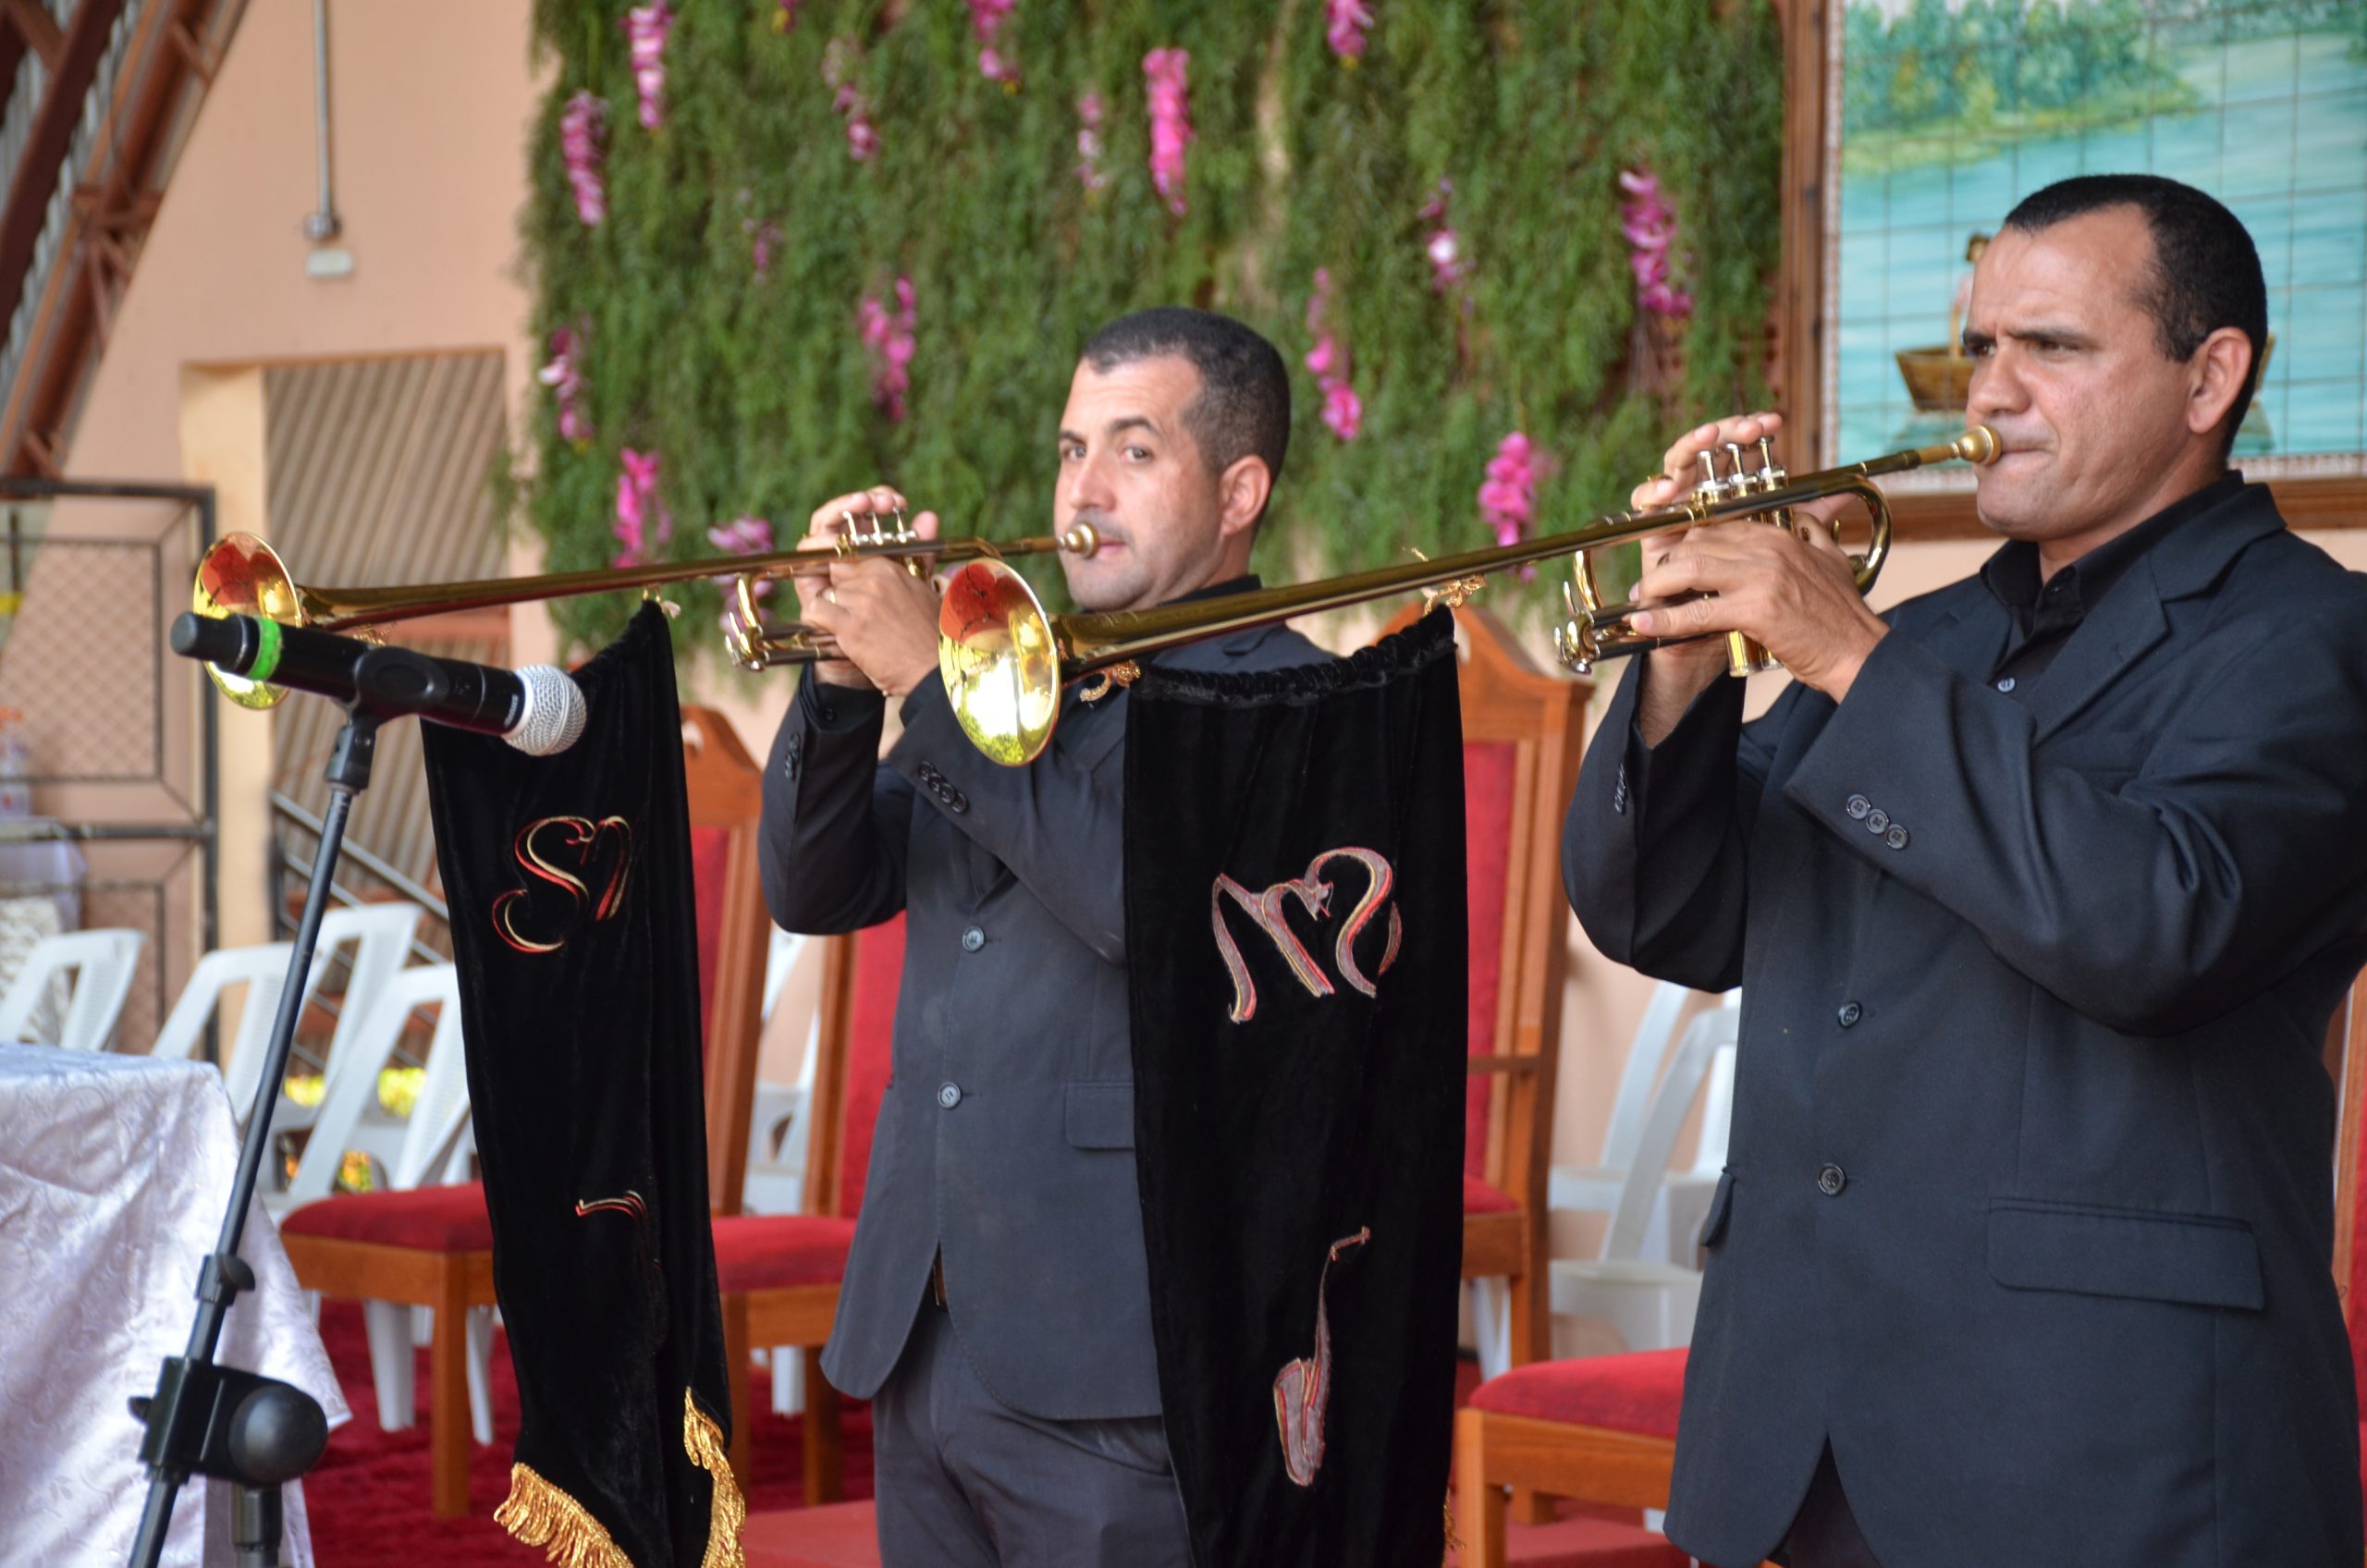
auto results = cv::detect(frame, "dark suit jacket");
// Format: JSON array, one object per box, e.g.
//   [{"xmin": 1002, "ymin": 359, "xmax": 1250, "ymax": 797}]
[
  {"xmin": 1564, "ymin": 481, "xmax": 2367, "ymax": 1568},
  {"xmin": 762, "ymin": 615, "xmax": 1322, "ymax": 1421}
]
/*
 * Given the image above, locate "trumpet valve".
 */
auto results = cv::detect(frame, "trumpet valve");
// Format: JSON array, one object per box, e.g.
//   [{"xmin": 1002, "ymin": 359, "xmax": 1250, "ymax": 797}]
[{"xmin": 1755, "ymin": 435, "xmax": 1785, "ymax": 492}]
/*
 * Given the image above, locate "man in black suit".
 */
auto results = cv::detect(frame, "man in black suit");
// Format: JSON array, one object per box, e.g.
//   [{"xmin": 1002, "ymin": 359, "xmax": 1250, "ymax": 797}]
[
  {"xmin": 760, "ymin": 309, "xmax": 1321, "ymax": 1566},
  {"xmin": 1564, "ymin": 174, "xmax": 2367, "ymax": 1566}
]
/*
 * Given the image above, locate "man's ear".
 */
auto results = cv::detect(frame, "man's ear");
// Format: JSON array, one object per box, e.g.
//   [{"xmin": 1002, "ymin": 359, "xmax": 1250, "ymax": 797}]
[
  {"xmin": 1216, "ymin": 454, "xmax": 1272, "ymax": 546},
  {"xmin": 2188, "ymin": 325, "xmax": 2254, "ymax": 441}
]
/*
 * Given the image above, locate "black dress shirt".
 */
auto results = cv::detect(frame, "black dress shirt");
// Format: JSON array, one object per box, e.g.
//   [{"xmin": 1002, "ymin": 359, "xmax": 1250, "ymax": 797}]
[{"xmin": 1980, "ymin": 472, "xmax": 2244, "ymax": 694}]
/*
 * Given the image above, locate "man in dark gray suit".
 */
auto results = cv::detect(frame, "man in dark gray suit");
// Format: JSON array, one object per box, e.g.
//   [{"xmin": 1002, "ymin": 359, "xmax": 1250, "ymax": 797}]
[
  {"xmin": 1564, "ymin": 175, "xmax": 2367, "ymax": 1566},
  {"xmin": 760, "ymin": 309, "xmax": 1322, "ymax": 1566}
]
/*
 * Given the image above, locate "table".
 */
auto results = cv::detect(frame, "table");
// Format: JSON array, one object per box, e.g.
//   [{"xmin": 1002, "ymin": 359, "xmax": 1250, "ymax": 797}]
[{"xmin": 0, "ymin": 1043, "xmax": 350, "ymax": 1565}]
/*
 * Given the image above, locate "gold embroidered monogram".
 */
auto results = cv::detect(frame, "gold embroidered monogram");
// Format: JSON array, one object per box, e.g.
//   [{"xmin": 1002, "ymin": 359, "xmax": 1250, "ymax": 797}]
[
  {"xmin": 1210, "ymin": 848, "xmax": 1403, "ymax": 1023},
  {"xmin": 492, "ymin": 815, "xmax": 635, "ymax": 955}
]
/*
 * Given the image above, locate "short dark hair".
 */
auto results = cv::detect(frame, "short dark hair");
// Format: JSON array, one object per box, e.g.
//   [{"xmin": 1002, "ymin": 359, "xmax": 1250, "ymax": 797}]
[
  {"xmin": 1079, "ymin": 308, "xmax": 1291, "ymax": 509},
  {"xmin": 2002, "ymin": 174, "xmax": 2267, "ymax": 459}
]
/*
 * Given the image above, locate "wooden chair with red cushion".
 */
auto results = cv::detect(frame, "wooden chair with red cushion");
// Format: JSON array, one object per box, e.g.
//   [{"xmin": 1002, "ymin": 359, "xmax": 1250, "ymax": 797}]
[
  {"xmin": 278, "ymin": 704, "xmax": 780, "ymax": 1517},
  {"xmin": 1455, "ymin": 962, "xmax": 2367, "ymax": 1568},
  {"xmin": 714, "ymin": 913, "xmax": 901, "ymax": 1503},
  {"xmin": 1380, "ymin": 603, "xmax": 1591, "ymax": 1373}
]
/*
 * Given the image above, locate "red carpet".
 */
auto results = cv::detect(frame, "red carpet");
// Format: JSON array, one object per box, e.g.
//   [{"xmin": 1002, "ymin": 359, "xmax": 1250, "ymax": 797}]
[
  {"xmin": 301, "ymin": 1301, "xmax": 872, "ymax": 1566},
  {"xmin": 303, "ymin": 1308, "xmax": 1674, "ymax": 1567}
]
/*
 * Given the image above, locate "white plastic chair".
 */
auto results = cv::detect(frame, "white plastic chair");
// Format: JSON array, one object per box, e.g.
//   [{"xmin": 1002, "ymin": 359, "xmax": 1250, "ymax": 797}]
[
  {"xmin": 743, "ymin": 928, "xmax": 819, "ymax": 1217},
  {"xmin": 151, "ymin": 943, "xmax": 301, "ymax": 1074},
  {"xmin": 0, "ymin": 927, "xmax": 145, "ymax": 1050},
  {"xmin": 1540, "ymin": 982, "xmax": 1697, "ymax": 1217},
  {"xmin": 1545, "ymin": 993, "xmax": 1744, "ymax": 1356},
  {"xmin": 222, "ymin": 902, "xmax": 423, "ymax": 1139}
]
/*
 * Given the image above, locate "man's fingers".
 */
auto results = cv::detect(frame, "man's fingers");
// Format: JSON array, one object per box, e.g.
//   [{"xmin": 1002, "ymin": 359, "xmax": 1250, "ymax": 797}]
[{"xmin": 914, "ymin": 509, "xmax": 941, "ymax": 542}]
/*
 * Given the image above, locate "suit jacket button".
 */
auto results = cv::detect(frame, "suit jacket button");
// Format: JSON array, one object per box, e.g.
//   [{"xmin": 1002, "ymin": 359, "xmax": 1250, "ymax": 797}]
[
  {"xmin": 948, "ymin": 790, "xmax": 970, "ymax": 815},
  {"xmin": 1837, "ymin": 1000, "xmax": 1862, "ymax": 1028},
  {"xmin": 1846, "ymin": 794, "xmax": 1871, "ymax": 820},
  {"xmin": 1884, "ymin": 825, "xmax": 1909, "ymax": 850},
  {"xmin": 961, "ymin": 925, "xmax": 986, "ymax": 952},
  {"xmin": 1995, "ymin": 676, "xmax": 2017, "ymax": 693},
  {"xmin": 1817, "ymin": 1163, "xmax": 1847, "ymax": 1196},
  {"xmin": 1865, "ymin": 808, "xmax": 1890, "ymax": 833},
  {"xmin": 938, "ymin": 1082, "xmax": 962, "ymax": 1109}
]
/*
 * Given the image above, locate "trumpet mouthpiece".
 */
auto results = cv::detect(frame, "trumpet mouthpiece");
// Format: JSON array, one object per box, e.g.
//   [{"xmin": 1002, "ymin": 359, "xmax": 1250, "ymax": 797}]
[
  {"xmin": 1061, "ymin": 521, "xmax": 1102, "ymax": 557},
  {"xmin": 1957, "ymin": 425, "xmax": 2002, "ymax": 465}
]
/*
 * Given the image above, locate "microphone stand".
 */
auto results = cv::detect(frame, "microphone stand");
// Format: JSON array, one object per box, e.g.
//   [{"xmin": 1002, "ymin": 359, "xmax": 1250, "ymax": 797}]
[{"xmin": 127, "ymin": 680, "xmax": 398, "ymax": 1567}]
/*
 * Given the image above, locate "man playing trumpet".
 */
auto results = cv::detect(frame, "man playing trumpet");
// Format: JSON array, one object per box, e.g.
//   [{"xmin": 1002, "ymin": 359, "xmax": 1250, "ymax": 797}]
[
  {"xmin": 759, "ymin": 308, "xmax": 1320, "ymax": 1567},
  {"xmin": 1564, "ymin": 174, "xmax": 2367, "ymax": 1566}
]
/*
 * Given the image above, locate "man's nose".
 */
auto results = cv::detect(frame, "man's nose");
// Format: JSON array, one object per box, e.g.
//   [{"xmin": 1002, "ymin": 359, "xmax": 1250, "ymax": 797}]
[
  {"xmin": 1967, "ymin": 347, "xmax": 2024, "ymax": 423},
  {"xmin": 1063, "ymin": 451, "xmax": 1114, "ymax": 509}
]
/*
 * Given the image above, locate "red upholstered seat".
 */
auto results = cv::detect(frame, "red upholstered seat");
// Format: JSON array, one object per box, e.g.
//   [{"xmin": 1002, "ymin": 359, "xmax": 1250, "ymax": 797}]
[
  {"xmin": 279, "ymin": 1182, "xmax": 493, "ymax": 1252},
  {"xmin": 711, "ymin": 1214, "xmax": 857, "ymax": 1292},
  {"xmin": 1464, "ymin": 1173, "xmax": 1519, "ymax": 1215},
  {"xmin": 1466, "ymin": 1349, "xmax": 1689, "ymax": 1442}
]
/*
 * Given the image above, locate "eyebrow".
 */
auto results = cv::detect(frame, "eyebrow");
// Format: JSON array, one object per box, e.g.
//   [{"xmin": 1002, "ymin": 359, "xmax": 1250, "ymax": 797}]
[
  {"xmin": 1059, "ymin": 415, "xmax": 1162, "ymax": 445},
  {"xmin": 1960, "ymin": 324, "xmax": 2097, "ymax": 353}
]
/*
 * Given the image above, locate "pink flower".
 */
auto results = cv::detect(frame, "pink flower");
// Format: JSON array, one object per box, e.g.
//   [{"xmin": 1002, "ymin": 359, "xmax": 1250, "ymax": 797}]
[
  {"xmin": 1074, "ymin": 92, "xmax": 1110, "ymax": 193},
  {"xmin": 614, "ymin": 448, "xmax": 672, "ymax": 568},
  {"xmin": 1478, "ymin": 432, "xmax": 1537, "ymax": 550},
  {"xmin": 559, "ymin": 92, "xmax": 607, "ymax": 227},
  {"xmin": 1418, "ymin": 179, "xmax": 1468, "ymax": 295},
  {"xmin": 1618, "ymin": 167, "xmax": 1693, "ymax": 320},
  {"xmin": 858, "ymin": 276, "xmax": 918, "ymax": 422},
  {"xmin": 1303, "ymin": 268, "xmax": 1361, "ymax": 443},
  {"xmin": 969, "ymin": 0, "xmax": 1019, "ymax": 83},
  {"xmin": 623, "ymin": 3, "xmax": 673, "ymax": 132},
  {"xmin": 744, "ymin": 215, "xmax": 781, "ymax": 281},
  {"xmin": 825, "ymin": 41, "xmax": 880, "ymax": 162},
  {"xmin": 706, "ymin": 515, "xmax": 774, "ymax": 555},
  {"xmin": 1143, "ymin": 48, "xmax": 1192, "ymax": 215},
  {"xmin": 1326, "ymin": 0, "xmax": 1375, "ymax": 61},
  {"xmin": 538, "ymin": 326, "xmax": 592, "ymax": 447}
]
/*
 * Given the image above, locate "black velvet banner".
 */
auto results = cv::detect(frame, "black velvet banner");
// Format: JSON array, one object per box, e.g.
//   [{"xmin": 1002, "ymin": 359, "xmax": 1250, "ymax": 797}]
[
  {"xmin": 420, "ymin": 606, "xmax": 741, "ymax": 1568},
  {"xmin": 1122, "ymin": 608, "xmax": 1466, "ymax": 1568}
]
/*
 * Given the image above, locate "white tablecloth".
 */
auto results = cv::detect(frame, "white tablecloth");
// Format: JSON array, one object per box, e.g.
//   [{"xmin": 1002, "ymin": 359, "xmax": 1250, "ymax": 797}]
[{"xmin": 0, "ymin": 1043, "xmax": 350, "ymax": 1566}]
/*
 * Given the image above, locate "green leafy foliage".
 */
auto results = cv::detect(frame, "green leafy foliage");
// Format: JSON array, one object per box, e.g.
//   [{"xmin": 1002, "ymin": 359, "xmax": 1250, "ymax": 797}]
[{"xmin": 520, "ymin": 0, "xmax": 1782, "ymax": 668}]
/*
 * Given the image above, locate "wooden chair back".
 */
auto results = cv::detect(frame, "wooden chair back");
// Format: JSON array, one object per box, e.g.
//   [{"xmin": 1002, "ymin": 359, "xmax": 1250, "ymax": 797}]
[
  {"xmin": 681, "ymin": 704, "xmax": 771, "ymax": 1218},
  {"xmin": 801, "ymin": 913, "xmax": 906, "ymax": 1219},
  {"xmin": 2328, "ymin": 964, "xmax": 2367, "ymax": 1406}
]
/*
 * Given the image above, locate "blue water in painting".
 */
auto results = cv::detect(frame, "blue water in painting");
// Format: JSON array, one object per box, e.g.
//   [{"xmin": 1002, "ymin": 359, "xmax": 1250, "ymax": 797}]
[{"xmin": 1835, "ymin": 31, "xmax": 2367, "ymax": 459}]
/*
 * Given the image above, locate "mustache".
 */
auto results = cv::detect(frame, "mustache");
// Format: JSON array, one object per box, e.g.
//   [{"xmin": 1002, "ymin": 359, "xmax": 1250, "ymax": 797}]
[{"xmin": 1071, "ymin": 509, "xmax": 1128, "ymax": 547}]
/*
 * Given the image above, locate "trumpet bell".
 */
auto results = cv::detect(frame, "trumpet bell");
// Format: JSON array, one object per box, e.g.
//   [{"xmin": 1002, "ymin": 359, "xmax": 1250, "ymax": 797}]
[
  {"xmin": 192, "ymin": 533, "xmax": 306, "ymax": 709},
  {"xmin": 937, "ymin": 559, "xmax": 1061, "ymax": 766}
]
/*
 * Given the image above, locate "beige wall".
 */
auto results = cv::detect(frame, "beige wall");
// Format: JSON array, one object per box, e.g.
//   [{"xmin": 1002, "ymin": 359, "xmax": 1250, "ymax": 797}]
[{"xmin": 65, "ymin": 0, "xmax": 2367, "ymax": 1206}]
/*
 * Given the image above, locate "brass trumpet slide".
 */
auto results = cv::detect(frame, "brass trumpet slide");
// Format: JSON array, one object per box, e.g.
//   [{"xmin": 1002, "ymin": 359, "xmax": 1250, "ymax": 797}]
[
  {"xmin": 190, "ymin": 513, "xmax": 1099, "ymax": 709},
  {"xmin": 927, "ymin": 427, "xmax": 1999, "ymax": 766}
]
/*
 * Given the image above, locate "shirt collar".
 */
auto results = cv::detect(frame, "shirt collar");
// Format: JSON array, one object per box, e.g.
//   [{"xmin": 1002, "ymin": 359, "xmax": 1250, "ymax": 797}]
[{"xmin": 1981, "ymin": 472, "xmax": 2245, "ymax": 617}]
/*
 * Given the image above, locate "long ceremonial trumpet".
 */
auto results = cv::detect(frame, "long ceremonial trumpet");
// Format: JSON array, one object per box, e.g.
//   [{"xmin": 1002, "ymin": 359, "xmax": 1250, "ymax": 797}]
[
  {"xmin": 895, "ymin": 427, "xmax": 1997, "ymax": 766},
  {"xmin": 190, "ymin": 511, "xmax": 1098, "ymax": 709}
]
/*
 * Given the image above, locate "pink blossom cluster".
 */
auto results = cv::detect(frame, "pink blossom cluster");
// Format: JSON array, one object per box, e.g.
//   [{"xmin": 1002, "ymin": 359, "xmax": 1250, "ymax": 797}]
[
  {"xmin": 858, "ymin": 276, "xmax": 917, "ymax": 422},
  {"xmin": 1419, "ymin": 179, "xmax": 1467, "ymax": 295},
  {"xmin": 1143, "ymin": 48, "xmax": 1191, "ymax": 216},
  {"xmin": 744, "ymin": 215, "xmax": 781, "ymax": 281},
  {"xmin": 824, "ymin": 41, "xmax": 880, "ymax": 161},
  {"xmin": 559, "ymin": 91, "xmax": 607, "ymax": 227},
  {"xmin": 970, "ymin": 0, "xmax": 1019, "ymax": 85},
  {"xmin": 1478, "ymin": 433, "xmax": 1537, "ymax": 549},
  {"xmin": 1618, "ymin": 168, "xmax": 1693, "ymax": 319},
  {"xmin": 706, "ymin": 516, "xmax": 773, "ymax": 555},
  {"xmin": 538, "ymin": 326, "xmax": 592, "ymax": 447},
  {"xmin": 1326, "ymin": 0, "xmax": 1375, "ymax": 62},
  {"xmin": 1303, "ymin": 269, "xmax": 1361, "ymax": 442},
  {"xmin": 1074, "ymin": 92, "xmax": 1110, "ymax": 194},
  {"xmin": 614, "ymin": 448, "xmax": 672, "ymax": 568},
  {"xmin": 623, "ymin": 3, "xmax": 673, "ymax": 132}
]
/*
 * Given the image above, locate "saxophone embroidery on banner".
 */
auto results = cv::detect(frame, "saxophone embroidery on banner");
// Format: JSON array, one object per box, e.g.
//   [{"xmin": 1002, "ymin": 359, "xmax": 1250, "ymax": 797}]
[
  {"xmin": 1210, "ymin": 847, "xmax": 1403, "ymax": 1023},
  {"xmin": 492, "ymin": 815, "xmax": 635, "ymax": 955},
  {"xmin": 1274, "ymin": 1227, "xmax": 1371, "ymax": 1487}
]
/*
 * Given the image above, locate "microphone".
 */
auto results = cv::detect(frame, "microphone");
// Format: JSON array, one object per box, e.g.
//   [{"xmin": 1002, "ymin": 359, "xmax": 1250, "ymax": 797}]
[{"xmin": 169, "ymin": 613, "xmax": 588, "ymax": 757}]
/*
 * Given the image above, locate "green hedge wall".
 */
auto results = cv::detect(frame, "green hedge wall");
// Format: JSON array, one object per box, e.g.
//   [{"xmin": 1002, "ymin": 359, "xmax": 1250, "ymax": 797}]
[{"xmin": 520, "ymin": 0, "xmax": 1783, "ymax": 666}]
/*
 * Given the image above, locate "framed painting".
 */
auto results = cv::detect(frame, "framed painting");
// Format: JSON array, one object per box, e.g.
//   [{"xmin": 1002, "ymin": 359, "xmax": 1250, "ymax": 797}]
[{"xmin": 1776, "ymin": 0, "xmax": 2367, "ymax": 534}]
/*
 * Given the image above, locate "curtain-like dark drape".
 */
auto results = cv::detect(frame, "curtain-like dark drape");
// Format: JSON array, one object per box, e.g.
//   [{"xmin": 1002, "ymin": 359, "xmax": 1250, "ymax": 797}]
[
  {"xmin": 1123, "ymin": 607, "xmax": 1467, "ymax": 1568},
  {"xmin": 421, "ymin": 605, "xmax": 740, "ymax": 1568}
]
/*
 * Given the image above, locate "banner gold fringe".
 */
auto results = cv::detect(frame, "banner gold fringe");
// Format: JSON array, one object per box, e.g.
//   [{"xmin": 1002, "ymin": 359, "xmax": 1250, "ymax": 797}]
[
  {"xmin": 683, "ymin": 1389, "xmax": 748, "ymax": 1568},
  {"xmin": 494, "ymin": 1464, "xmax": 630, "ymax": 1568}
]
